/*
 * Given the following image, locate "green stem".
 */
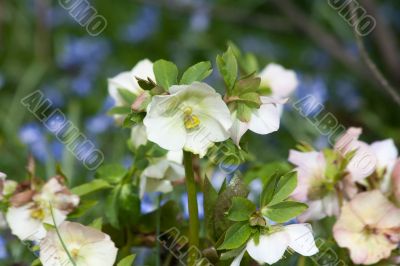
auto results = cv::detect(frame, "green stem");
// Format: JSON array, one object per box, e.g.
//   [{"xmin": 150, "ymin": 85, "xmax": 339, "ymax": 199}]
[
  {"xmin": 49, "ymin": 204, "xmax": 76, "ymax": 266},
  {"xmin": 183, "ymin": 151, "xmax": 200, "ymax": 265}
]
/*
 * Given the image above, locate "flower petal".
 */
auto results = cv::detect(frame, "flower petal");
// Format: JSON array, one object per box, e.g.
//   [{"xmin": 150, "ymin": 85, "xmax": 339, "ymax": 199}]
[
  {"xmin": 248, "ymin": 103, "xmax": 280, "ymax": 135},
  {"xmin": 285, "ymin": 224, "xmax": 318, "ymax": 256},
  {"xmin": 230, "ymin": 249, "xmax": 246, "ymax": 266},
  {"xmin": 259, "ymin": 63, "xmax": 298, "ymax": 99},
  {"xmin": 246, "ymin": 232, "xmax": 289, "ymax": 264},
  {"xmin": 230, "ymin": 115, "xmax": 249, "ymax": 146}
]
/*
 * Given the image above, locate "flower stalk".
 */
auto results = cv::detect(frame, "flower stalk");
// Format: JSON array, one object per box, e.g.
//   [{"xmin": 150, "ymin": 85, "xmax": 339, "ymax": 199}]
[{"xmin": 183, "ymin": 151, "xmax": 200, "ymax": 265}]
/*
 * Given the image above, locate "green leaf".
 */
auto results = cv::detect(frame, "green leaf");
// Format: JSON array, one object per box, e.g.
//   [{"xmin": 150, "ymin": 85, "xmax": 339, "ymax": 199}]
[
  {"xmin": 260, "ymin": 172, "xmax": 280, "ymax": 206},
  {"xmin": 118, "ymin": 88, "xmax": 137, "ymax": 104},
  {"xmin": 118, "ymin": 183, "xmax": 141, "ymax": 226},
  {"xmin": 43, "ymin": 223, "xmax": 55, "ymax": 231},
  {"xmin": 71, "ymin": 179, "xmax": 112, "ymax": 197},
  {"xmin": 220, "ymin": 247, "xmax": 245, "ymax": 260},
  {"xmin": 227, "ymin": 197, "xmax": 256, "ymax": 222},
  {"xmin": 117, "ymin": 254, "xmax": 136, "ymax": 266},
  {"xmin": 68, "ymin": 200, "xmax": 98, "ymax": 218},
  {"xmin": 153, "ymin": 59, "xmax": 178, "ymax": 90},
  {"xmin": 180, "ymin": 61, "xmax": 212, "ymax": 84},
  {"xmin": 108, "ymin": 106, "xmax": 132, "ymax": 115},
  {"xmin": 123, "ymin": 112, "xmax": 145, "ymax": 128},
  {"xmin": 217, "ymin": 47, "xmax": 238, "ymax": 91},
  {"xmin": 236, "ymin": 103, "xmax": 253, "ymax": 122},
  {"xmin": 105, "ymin": 186, "xmax": 121, "ymax": 229},
  {"xmin": 262, "ymin": 201, "xmax": 308, "ymax": 223},
  {"xmin": 89, "ymin": 217, "xmax": 103, "ymax": 230},
  {"xmin": 233, "ymin": 76, "xmax": 260, "ymax": 95},
  {"xmin": 218, "ymin": 222, "xmax": 252, "ymax": 250},
  {"xmin": 31, "ymin": 258, "xmax": 42, "ymax": 266},
  {"xmin": 241, "ymin": 53, "xmax": 259, "ymax": 75},
  {"xmin": 238, "ymin": 92, "xmax": 261, "ymax": 108},
  {"xmin": 269, "ymin": 172, "xmax": 297, "ymax": 205},
  {"xmin": 96, "ymin": 164, "xmax": 127, "ymax": 184}
]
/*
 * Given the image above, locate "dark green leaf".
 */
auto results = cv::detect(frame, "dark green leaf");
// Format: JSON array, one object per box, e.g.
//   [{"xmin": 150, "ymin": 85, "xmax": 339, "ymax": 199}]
[
  {"xmin": 105, "ymin": 186, "xmax": 121, "ymax": 229},
  {"xmin": 260, "ymin": 172, "xmax": 280, "ymax": 206},
  {"xmin": 262, "ymin": 201, "xmax": 308, "ymax": 223},
  {"xmin": 153, "ymin": 59, "xmax": 178, "ymax": 90},
  {"xmin": 227, "ymin": 197, "xmax": 256, "ymax": 221},
  {"xmin": 180, "ymin": 61, "xmax": 212, "ymax": 84},
  {"xmin": 136, "ymin": 76, "xmax": 156, "ymax": 90},
  {"xmin": 218, "ymin": 222, "xmax": 252, "ymax": 250}
]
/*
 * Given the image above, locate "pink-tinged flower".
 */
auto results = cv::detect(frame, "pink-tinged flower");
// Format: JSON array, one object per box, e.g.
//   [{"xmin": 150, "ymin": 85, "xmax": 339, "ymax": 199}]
[
  {"xmin": 231, "ymin": 224, "xmax": 318, "ymax": 265},
  {"xmin": 6, "ymin": 177, "xmax": 79, "ymax": 241},
  {"xmin": 288, "ymin": 150, "xmax": 339, "ymax": 222},
  {"xmin": 40, "ymin": 221, "xmax": 118, "ymax": 266},
  {"xmin": 392, "ymin": 159, "xmax": 400, "ymax": 204},
  {"xmin": 334, "ymin": 127, "xmax": 376, "ymax": 182},
  {"xmin": 333, "ymin": 190, "xmax": 400, "ymax": 265},
  {"xmin": 370, "ymin": 139, "xmax": 398, "ymax": 193}
]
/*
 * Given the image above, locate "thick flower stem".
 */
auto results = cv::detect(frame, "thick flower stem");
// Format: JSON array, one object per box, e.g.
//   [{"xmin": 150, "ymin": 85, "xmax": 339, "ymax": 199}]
[{"xmin": 183, "ymin": 151, "xmax": 200, "ymax": 265}]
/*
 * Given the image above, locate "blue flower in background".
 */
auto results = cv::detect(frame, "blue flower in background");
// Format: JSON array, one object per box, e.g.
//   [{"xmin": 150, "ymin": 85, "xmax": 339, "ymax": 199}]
[
  {"xmin": 181, "ymin": 193, "xmax": 204, "ymax": 219},
  {"xmin": 43, "ymin": 85, "xmax": 64, "ymax": 108},
  {"xmin": 293, "ymin": 76, "xmax": 328, "ymax": 117},
  {"xmin": 190, "ymin": 7, "xmax": 209, "ymax": 32},
  {"xmin": 248, "ymin": 178, "xmax": 262, "ymax": 204},
  {"xmin": 85, "ymin": 114, "xmax": 114, "ymax": 135},
  {"xmin": 0, "ymin": 236, "xmax": 7, "ymax": 259},
  {"xmin": 335, "ymin": 79, "xmax": 361, "ymax": 111},
  {"xmin": 50, "ymin": 141, "xmax": 64, "ymax": 162},
  {"xmin": 71, "ymin": 74, "xmax": 92, "ymax": 97},
  {"xmin": 19, "ymin": 123, "xmax": 48, "ymax": 162},
  {"xmin": 120, "ymin": 7, "xmax": 160, "ymax": 43}
]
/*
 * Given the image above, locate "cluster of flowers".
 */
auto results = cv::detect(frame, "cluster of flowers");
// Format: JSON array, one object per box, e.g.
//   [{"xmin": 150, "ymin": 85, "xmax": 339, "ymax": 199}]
[
  {"xmin": 0, "ymin": 170, "xmax": 118, "ymax": 265},
  {"xmin": 290, "ymin": 127, "xmax": 400, "ymax": 264}
]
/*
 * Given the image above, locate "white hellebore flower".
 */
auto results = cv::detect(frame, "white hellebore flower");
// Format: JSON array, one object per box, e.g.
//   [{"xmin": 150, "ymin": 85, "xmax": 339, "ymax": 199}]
[
  {"xmin": 231, "ymin": 224, "xmax": 318, "ymax": 265},
  {"xmin": 40, "ymin": 221, "xmax": 118, "ymax": 266},
  {"xmin": 108, "ymin": 59, "xmax": 154, "ymax": 120},
  {"xmin": 143, "ymin": 82, "xmax": 232, "ymax": 157},
  {"xmin": 230, "ymin": 63, "xmax": 298, "ymax": 145},
  {"xmin": 0, "ymin": 172, "xmax": 17, "ymax": 200},
  {"xmin": 6, "ymin": 177, "xmax": 79, "ymax": 241}
]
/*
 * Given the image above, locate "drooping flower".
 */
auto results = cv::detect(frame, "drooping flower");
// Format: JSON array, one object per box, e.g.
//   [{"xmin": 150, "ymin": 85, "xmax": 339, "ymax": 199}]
[
  {"xmin": 231, "ymin": 224, "xmax": 318, "ymax": 265},
  {"xmin": 334, "ymin": 127, "xmax": 376, "ymax": 182},
  {"xmin": 6, "ymin": 177, "xmax": 79, "ymax": 241},
  {"xmin": 143, "ymin": 82, "xmax": 232, "ymax": 157},
  {"xmin": 259, "ymin": 63, "xmax": 298, "ymax": 101},
  {"xmin": 289, "ymin": 150, "xmax": 339, "ymax": 221},
  {"xmin": 40, "ymin": 221, "xmax": 118, "ymax": 266},
  {"xmin": 333, "ymin": 190, "xmax": 400, "ymax": 265},
  {"xmin": 139, "ymin": 150, "xmax": 184, "ymax": 197},
  {"xmin": 230, "ymin": 63, "xmax": 297, "ymax": 145},
  {"xmin": 108, "ymin": 59, "xmax": 154, "ymax": 120},
  {"xmin": 0, "ymin": 172, "xmax": 17, "ymax": 200}
]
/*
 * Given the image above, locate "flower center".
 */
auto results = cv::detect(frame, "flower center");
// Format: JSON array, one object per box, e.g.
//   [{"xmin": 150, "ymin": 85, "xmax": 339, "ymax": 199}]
[
  {"xmin": 71, "ymin": 248, "xmax": 80, "ymax": 258},
  {"xmin": 30, "ymin": 208, "xmax": 45, "ymax": 220},
  {"xmin": 183, "ymin": 107, "xmax": 200, "ymax": 129}
]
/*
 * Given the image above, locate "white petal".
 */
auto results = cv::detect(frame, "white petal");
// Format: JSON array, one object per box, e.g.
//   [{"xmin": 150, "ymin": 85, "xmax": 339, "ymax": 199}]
[
  {"xmin": 285, "ymin": 224, "xmax": 318, "ymax": 256},
  {"xmin": 246, "ymin": 232, "xmax": 289, "ymax": 264},
  {"xmin": 230, "ymin": 116, "xmax": 249, "ymax": 146},
  {"xmin": 143, "ymin": 160, "xmax": 170, "ymax": 179},
  {"xmin": 144, "ymin": 96, "xmax": 186, "ymax": 151},
  {"xmin": 166, "ymin": 150, "xmax": 183, "ymax": 164},
  {"xmin": 346, "ymin": 141, "xmax": 376, "ymax": 181},
  {"xmin": 230, "ymin": 249, "xmax": 246, "ymax": 266},
  {"xmin": 130, "ymin": 123, "xmax": 148, "ymax": 148},
  {"xmin": 184, "ymin": 131, "xmax": 215, "ymax": 158},
  {"xmin": 297, "ymin": 200, "xmax": 326, "ymax": 222},
  {"xmin": 6, "ymin": 204, "xmax": 43, "ymax": 241},
  {"xmin": 370, "ymin": 139, "xmax": 398, "ymax": 169},
  {"xmin": 131, "ymin": 59, "xmax": 155, "ymax": 81},
  {"xmin": 248, "ymin": 103, "xmax": 280, "ymax": 135},
  {"xmin": 259, "ymin": 63, "xmax": 298, "ymax": 99}
]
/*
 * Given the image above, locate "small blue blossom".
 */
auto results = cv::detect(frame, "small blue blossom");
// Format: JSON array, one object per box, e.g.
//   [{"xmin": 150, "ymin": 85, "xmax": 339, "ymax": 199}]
[
  {"xmin": 120, "ymin": 7, "xmax": 159, "ymax": 43},
  {"xmin": 85, "ymin": 114, "xmax": 114, "ymax": 135},
  {"xmin": 19, "ymin": 123, "xmax": 48, "ymax": 162}
]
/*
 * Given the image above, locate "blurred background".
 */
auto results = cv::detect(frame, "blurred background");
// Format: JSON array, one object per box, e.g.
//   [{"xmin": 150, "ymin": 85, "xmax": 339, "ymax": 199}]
[{"xmin": 0, "ymin": 0, "xmax": 399, "ymax": 264}]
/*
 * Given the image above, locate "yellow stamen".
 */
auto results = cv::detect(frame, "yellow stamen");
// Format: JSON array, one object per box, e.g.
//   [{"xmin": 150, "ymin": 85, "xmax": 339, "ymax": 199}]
[
  {"xmin": 30, "ymin": 208, "xmax": 45, "ymax": 220},
  {"xmin": 71, "ymin": 248, "xmax": 79, "ymax": 258},
  {"xmin": 183, "ymin": 107, "xmax": 200, "ymax": 129}
]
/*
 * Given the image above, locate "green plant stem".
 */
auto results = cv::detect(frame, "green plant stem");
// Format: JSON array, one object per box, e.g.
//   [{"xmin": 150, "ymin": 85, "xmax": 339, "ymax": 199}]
[
  {"xmin": 183, "ymin": 151, "xmax": 200, "ymax": 265},
  {"xmin": 49, "ymin": 204, "xmax": 76, "ymax": 266}
]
